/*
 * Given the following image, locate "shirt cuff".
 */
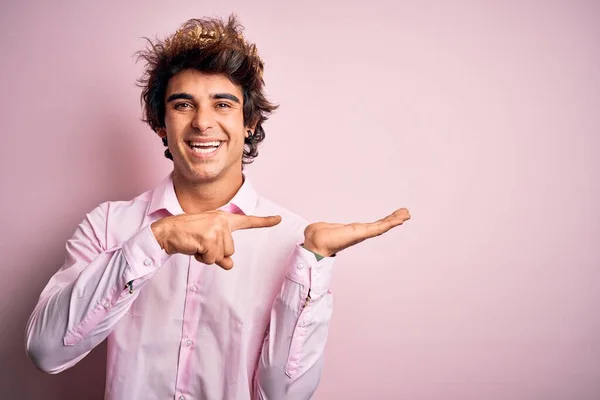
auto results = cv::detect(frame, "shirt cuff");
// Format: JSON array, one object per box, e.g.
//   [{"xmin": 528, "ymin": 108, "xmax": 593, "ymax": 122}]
[
  {"xmin": 122, "ymin": 224, "xmax": 172, "ymax": 282},
  {"xmin": 286, "ymin": 244, "xmax": 335, "ymax": 299},
  {"xmin": 301, "ymin": 245, "xmax": 325, "ymax": 261}
]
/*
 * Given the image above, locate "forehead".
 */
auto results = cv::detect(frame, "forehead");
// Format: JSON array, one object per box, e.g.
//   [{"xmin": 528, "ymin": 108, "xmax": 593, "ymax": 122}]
[{"xmin": 166, "ymin": 69, "xmax": 242, "ymax": 97}]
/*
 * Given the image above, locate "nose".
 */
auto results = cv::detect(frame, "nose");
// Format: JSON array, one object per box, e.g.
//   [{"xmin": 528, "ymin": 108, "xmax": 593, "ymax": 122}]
[{"xmin": 191, "ymin": 103, "xmax": 216, "ymax": 132}]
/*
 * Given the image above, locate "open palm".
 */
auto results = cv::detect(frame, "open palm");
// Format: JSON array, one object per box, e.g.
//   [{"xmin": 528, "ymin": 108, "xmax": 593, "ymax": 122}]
[{"xmin": 303, "ymin": 208, "xmax": 411, "ymax": 257}]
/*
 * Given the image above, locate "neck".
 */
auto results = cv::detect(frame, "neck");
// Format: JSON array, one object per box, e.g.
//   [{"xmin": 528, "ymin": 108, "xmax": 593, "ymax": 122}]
[{"xmin": 172, "ymin": 170, "xmax": 244, "ymax": 214}]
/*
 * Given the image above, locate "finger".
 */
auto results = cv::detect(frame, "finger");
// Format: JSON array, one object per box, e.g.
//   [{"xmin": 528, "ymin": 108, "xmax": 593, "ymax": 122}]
[
  {"xmin": 193, "ymin": 244, "xmax": 208, "ymax": 262},
  {"xmin": 365, "ymin": 220, "xmax": 400, "ymax": 237},
  {"xmin": 196, "ymin": 240, "xmax": 223, "ymax": 265},
  {"xmin": 216, "ymin": 256, "xmax": 234, "ymax": 270},
  {"xmin": 229, "ymin": 214, "xmax": 282, "ymax": 231},
  {"xmin": 223, "ymin": 232, "xmax": 235, "ymax": 258},
  {"xmin": 370, "ymin": 211, "xmax": 410, "ymax": 235},
  {"xmin": 373, "ymin": 208, "xmax": 411, "ymax": 229},
  {"xmin": 368, "ymin": 220, "xmax": 407, "ymax": 238},
  {"xmin": 342, "ymin": 209, "xmax": 410, "ymax": 243},
  {"xmin": 196, "ymin": 251, "xmax": 215, "ymax": 265},
  {"xmin": 374, "ymin": 208, "xmax": 409, "ymax": 221},
  {"xmin": 389, "ymin": 207, "xmax": 411, "ymax": 222}
]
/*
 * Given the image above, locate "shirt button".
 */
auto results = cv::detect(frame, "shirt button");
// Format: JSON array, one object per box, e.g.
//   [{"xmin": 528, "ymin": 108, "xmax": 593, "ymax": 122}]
[
  {"xmin": 190, "ymin": 285, "xmax": 197, "ymax": 292},
  {"xmin": 185, "ymin": 339, "xmax": 193, "ymax": 347},
  {"xmin": 297, "ymin": 263, "xmax": 304, "ymax": 270},
  {"xmin": 179, "ymin": 396, "xmax": 185, "ymax": 400},
  {"xmin": 103, "ymin": 302, "xmax": 110, "ymax": 309},
  {"xmin": 299, "ymin": 319, "xmax": 308, "ymax": 327},
  {"xmin": 143, "ymin": 258, "xmax": 152, "ymax": 266}
]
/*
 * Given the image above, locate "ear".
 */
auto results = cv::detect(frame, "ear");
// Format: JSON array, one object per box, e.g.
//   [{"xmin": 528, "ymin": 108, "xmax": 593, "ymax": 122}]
[
  {"xmin": 157, "ymin": 128, "xmax": 167, "ymax": 139},
  {"xmin": 244, "ymin": 123, "xmax": 257, "ymax": 138}
]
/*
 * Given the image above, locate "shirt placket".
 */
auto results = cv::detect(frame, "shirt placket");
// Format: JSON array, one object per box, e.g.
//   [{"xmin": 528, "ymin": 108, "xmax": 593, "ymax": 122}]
[{"xmin": 174, "ymin": 255, "xmax": 204, "ymax": 400}]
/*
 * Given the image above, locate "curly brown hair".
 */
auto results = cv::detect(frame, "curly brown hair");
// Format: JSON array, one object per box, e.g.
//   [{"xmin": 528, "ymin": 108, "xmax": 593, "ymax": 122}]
[{"xmin": 136, "ymin": 15, "xmax": 278, "ymax": 164}]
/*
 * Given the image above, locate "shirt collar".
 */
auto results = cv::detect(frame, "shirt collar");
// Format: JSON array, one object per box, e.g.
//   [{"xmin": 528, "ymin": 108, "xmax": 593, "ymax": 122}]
[
  {"xmin": 148, "ymin": 173, "xmax": 258, "ymax": 216},
  {"xmin": 225, "ymin": 174, "xmax": 258, "ymax": 215}
]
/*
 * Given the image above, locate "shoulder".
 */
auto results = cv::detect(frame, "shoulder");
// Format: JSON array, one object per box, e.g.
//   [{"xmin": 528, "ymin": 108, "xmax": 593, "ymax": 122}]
[
  {"xmin": 81, "ymin": 189, "xmax": 153, "ymax": 245},
  {"xmin": 91, "ymin": 189, "xmax": 152, "ymax": 221}
]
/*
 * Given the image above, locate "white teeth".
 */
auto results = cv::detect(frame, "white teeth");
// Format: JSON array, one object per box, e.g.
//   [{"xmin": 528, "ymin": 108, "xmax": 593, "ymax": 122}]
[
  {"xmin": 188, "ymin": 141, "xmax": 221, "ymax": 155},
  {"xmin": 191, "ymin": 147, "xmax": 218, "ymax": 154},
  {"xmin": 189, "ymin": 141, "xmax": 221, "ymax": 147}
]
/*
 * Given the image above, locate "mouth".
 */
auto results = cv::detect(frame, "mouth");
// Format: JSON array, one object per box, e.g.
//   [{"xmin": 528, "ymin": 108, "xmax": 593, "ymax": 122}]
[{"xmin": 186, "ymin": 140, "xmax": 223, "ymax": 157}]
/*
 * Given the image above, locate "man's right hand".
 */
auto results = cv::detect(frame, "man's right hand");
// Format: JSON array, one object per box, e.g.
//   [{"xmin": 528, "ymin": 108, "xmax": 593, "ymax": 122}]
[{"xmin": 150, "ymin": 211, "xmax": 282, "ymax": 270}]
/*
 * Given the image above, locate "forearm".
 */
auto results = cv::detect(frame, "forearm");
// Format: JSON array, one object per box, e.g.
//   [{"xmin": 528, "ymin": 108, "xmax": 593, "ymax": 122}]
[
  {"xmin": 254, "ymin": 245, "xmax": 334, "ymax": 399},
  {"xmin": 26, "ymin": 249, "xmax": 135, "ymax": 373},
  {"xmin": 25, "ymin": 225, "xmax": 169, "ymax": 373}
]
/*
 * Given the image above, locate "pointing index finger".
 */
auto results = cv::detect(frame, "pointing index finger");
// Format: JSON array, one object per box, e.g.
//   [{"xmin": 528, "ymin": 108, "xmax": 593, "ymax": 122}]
[{"xmin": 229, "ymin": 214, "xmax": 282, "ymax": 231}]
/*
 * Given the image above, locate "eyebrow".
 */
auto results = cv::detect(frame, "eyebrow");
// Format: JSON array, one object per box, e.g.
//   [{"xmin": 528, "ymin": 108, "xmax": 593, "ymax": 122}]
[
  {"xmin": 212, "ymin": 93, "xmax": 241, "ymax": 104},
  {"xmin": 166, "ymin": 92, "xmax": 241, "ymax": 104},
  {"xmin": 166, "ymin": 93, "xmax": 194, "ymax": 103}
]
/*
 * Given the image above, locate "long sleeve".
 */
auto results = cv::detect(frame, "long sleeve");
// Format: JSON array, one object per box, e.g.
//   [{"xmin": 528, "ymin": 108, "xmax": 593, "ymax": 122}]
[
  {"xmin": 254, "ymin": 244, "xmax": 335, "ymax": 400},
  {"xmin": 25, "ymin": 203, "xmax": 171, "ymax": 374}
]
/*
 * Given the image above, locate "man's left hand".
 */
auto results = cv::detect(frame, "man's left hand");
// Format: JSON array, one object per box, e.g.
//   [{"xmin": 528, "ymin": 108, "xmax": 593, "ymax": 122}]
[{"xmin": 303, "ymin": 208, "xmax": 411, "ymax": 258}]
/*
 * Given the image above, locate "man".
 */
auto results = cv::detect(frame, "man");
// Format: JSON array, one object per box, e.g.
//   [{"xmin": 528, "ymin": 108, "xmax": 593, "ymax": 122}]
[{"xmin": 25, "ymin": 15, "xmax": 410, "ymax": 400}]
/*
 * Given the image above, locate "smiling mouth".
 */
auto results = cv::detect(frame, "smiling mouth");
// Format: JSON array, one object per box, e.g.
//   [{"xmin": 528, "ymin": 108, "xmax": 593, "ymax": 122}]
[{"xmin": 186, "ymin": 140, "xmax": 223, "ymax": 154}]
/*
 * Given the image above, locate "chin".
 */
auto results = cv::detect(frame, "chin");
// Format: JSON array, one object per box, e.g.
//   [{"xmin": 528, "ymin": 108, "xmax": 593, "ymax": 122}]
[
  {"xmin": 190, "ymin": 168, "xmax": 223, "ymax": 182},
  {"xmin": 172, "ymin": 162, "xmax": 220, "ymax": 183},
  {"xmin": 174, "ymin": 154, "xmax": 242, "ymax": 184}
]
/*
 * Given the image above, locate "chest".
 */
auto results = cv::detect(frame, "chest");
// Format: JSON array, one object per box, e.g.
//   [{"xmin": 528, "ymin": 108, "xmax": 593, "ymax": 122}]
[{"xmin": 127, "ymin": 227, "xmax": 294, "ymax": 332}]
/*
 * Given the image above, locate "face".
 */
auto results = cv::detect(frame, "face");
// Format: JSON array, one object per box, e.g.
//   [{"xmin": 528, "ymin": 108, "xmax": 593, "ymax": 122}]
[{"xmin": 159, "ymin": 69, "xmax": 251, "ymax": 185}]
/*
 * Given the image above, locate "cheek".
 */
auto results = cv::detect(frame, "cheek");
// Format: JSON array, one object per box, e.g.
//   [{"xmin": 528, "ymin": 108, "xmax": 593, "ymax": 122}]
[
  {"xmin": 164, "ymin": 118, "xmax": 187, "ymax": 142},
  {"xmin": 236, "ymin": 131, "xmax": 248, "ymax": 147},
  {"xmin": 165, "ymin": 110, "xmax": 189, "ymax": 128},
  {"xmin": 224, "ymin": 120, "xmax": 247, "ymax": 144}
]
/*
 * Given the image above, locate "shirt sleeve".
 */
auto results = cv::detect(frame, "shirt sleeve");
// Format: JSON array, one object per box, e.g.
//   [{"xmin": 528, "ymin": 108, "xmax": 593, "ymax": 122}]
[
  {"xmin": 25, "ymin": 203, "xmax": 171, "ymax": 374},
  {"xmin": 254, "ymin": 244, "xmax": 335, "ymax": 399}
]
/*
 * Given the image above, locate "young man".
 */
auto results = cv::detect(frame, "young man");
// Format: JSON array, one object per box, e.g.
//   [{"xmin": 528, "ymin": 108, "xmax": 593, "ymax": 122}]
[{"xmin": 25, "ymin": 15, "xmax": 410, "ymax": 400}]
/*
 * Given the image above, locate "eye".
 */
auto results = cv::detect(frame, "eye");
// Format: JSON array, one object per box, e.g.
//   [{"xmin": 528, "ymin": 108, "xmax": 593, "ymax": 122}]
[
  {"xmin": 216, "ymin": 102, "xmax": 232, "ymax": 109},
  {"xmin": 174, "ymin": 102, "xmax": 193, "ymax": 110}
]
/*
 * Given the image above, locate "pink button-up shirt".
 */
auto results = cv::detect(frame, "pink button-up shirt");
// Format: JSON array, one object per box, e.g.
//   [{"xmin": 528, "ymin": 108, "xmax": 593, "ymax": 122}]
[{"xmin": 25, "ymin": 174, "xmax": 335, "ymax": 400}]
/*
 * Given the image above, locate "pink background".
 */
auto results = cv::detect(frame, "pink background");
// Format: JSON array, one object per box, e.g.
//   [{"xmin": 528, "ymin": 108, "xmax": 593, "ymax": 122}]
[{"xmin": 1, "ymin": 1, "xmax": 599, "ymax": 399}]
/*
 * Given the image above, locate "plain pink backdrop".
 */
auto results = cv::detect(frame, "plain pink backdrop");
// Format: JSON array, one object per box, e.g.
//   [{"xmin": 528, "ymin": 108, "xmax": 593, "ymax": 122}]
[{"xmin": 1, "ymin": 1, "xmax": 599, "ymax": 399}]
